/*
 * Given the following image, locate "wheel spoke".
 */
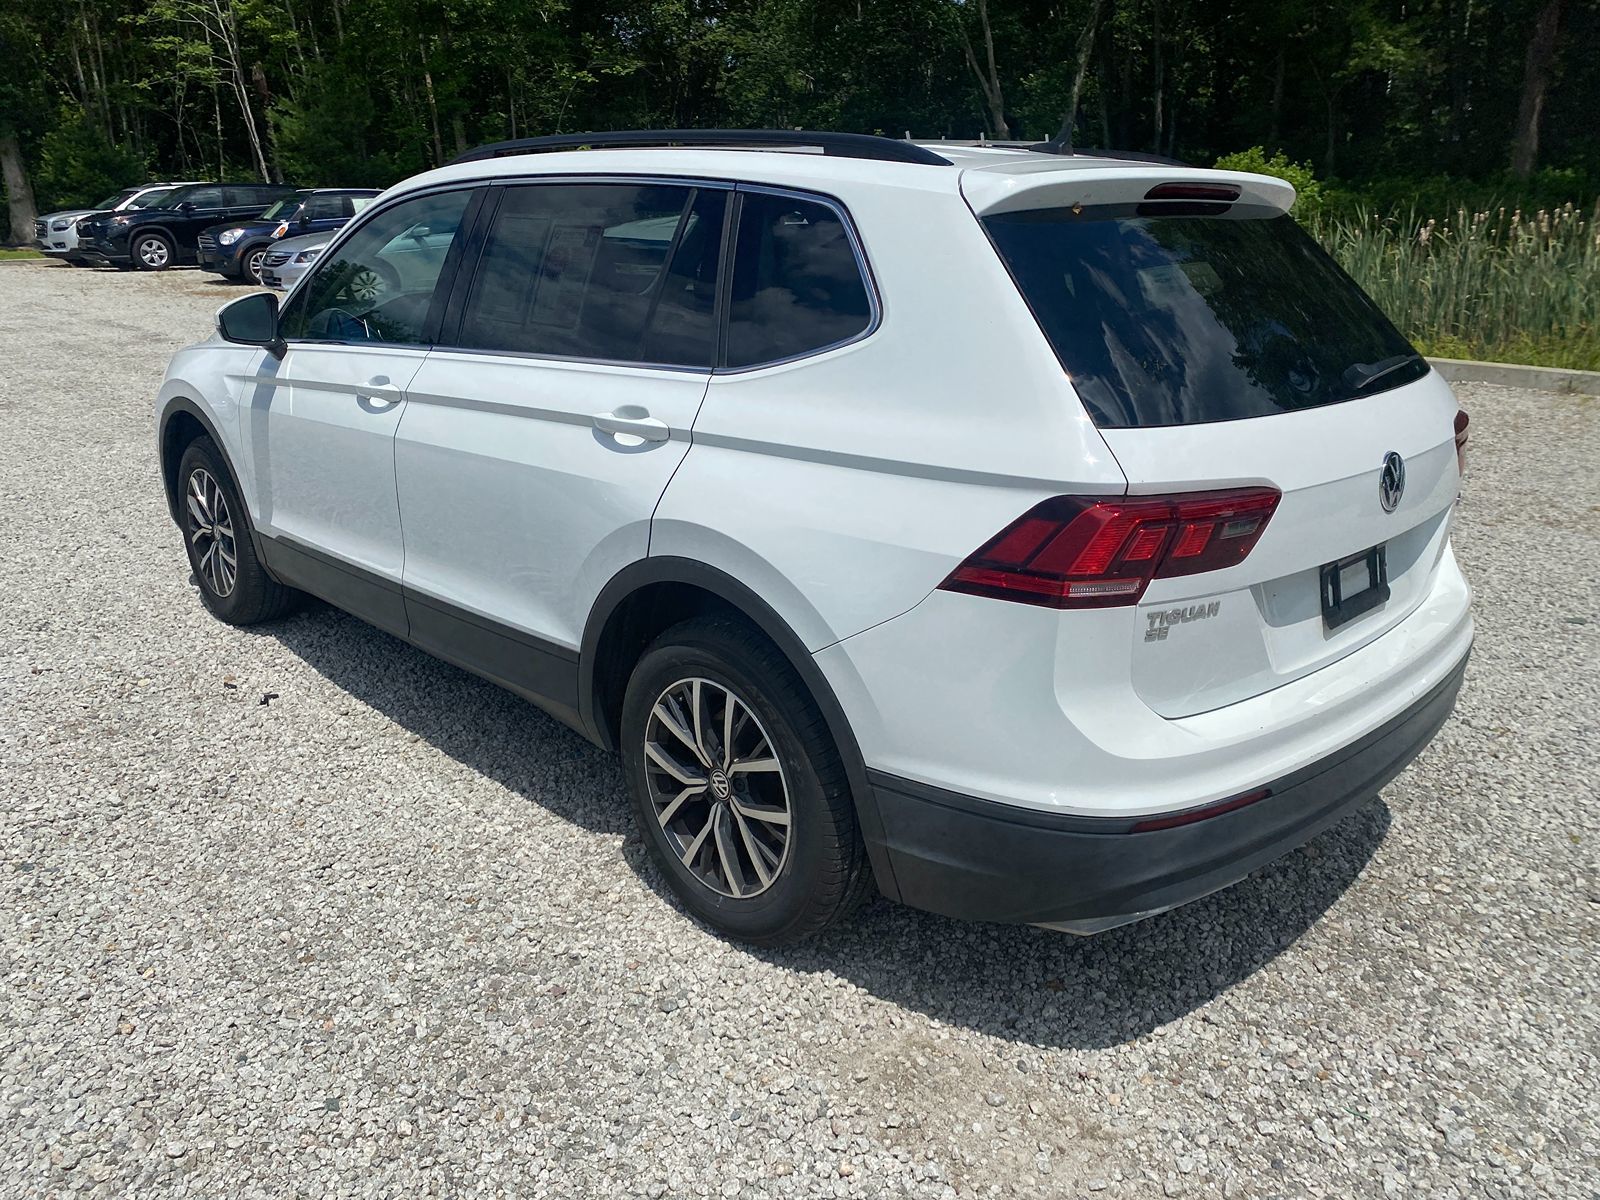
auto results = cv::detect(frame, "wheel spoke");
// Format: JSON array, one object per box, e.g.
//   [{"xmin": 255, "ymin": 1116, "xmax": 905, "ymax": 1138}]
[
  {"xmin": 721, "ymin": 694, "xmax": 737, "ymax": 769},
  {"xmin": 678, "ymin": 811, "xmax": 715, "ymax": 870},
  {"xmin": 731, "ymin": 797, "xmax": 790, "ymax": 828},
  {"xmin": 711, "ymin": 805, "xmax": 743, "ymax": 897},
  {"xmin": 690, "ymin": 680, "xmax": 717, "ymax": 767},
  {"xmin": 652, "ymin": 700, "xmax": 707, "ymax": 767},
  {"xmin": 731, "ymin": 807, "xmax": 773, "ymax": 888},
  {"xmin": 729, "ymin": 754, "xmax": 780, "ymax": 775},
  {"xmin": 656, "ymin": 783, "xmax": 704, "ymax": 827},
  {"xmin": 644, "ymin": 740, "xmax": 706, "ymax": 787}
]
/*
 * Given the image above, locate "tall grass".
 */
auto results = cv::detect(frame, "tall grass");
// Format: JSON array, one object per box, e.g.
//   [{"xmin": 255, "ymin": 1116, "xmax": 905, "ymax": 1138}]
[{"xmin": 1311, "ymin": 203, "xmax": 1600, "ymax": 371}]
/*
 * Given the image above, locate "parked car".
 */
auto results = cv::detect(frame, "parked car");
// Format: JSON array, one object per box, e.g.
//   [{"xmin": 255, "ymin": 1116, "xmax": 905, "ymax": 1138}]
[
  {"xmin": 198, "ymin": 188, "xmax": 380, "ymax": 284},
  {"xmin": 77, "ymin": 182, "xmax": 298, "ymax": 271},
  {"xmin": 34, "ymin": 182, "xmax": 203, "ymax": 266},
  {"xmin": 258, "ymin": 231, "xmax": 330, "ymax": 290},
  {"xmin": 155, "ymin": 130, "xmax": 1473, "ymax": 945}
]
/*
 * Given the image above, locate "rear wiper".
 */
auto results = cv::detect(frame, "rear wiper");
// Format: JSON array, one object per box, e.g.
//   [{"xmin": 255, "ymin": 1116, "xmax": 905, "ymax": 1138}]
[{"xmin": 1344, "ymin": 353, "xmax": 1424, "ymax": 394}]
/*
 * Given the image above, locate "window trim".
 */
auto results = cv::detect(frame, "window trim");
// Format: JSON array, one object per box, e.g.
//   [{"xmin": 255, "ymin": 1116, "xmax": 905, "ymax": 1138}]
[
  {"xmin": 278, "ymin": 182, "xmax": 487, "ymax": 352},
  {"xmin": 715, "ymin": 182, "xmax": 882, "ymax": 375}
]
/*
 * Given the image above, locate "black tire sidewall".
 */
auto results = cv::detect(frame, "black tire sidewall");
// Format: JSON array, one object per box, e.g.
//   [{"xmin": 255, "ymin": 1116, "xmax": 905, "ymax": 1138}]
[
  {"xmin": 133, "ymin": 232, "xmax": 173, "ymax": 271},
  {"xmin": 177, "ymin": 438, "xmax": 267, "ymax": 623},
  {"xmin": 621, "ymin": 627, "xmax": 848, "ymax": 943}
]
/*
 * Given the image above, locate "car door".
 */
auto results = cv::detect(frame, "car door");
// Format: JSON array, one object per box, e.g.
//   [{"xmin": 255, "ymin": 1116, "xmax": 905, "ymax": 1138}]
[
  {"xmin": 396, "ymin": 180, "xmax": 727, "ymax": 707},
  {"xmin": 300, "ymin": 193, "xmax": 352, "ymax": 236},
  {"xmin": 239, "ymin": 186, "xmax": 479, "ymax": 637},
  {"xmin": 173, "ymin": 186, "xmax": 227, "ymax": 250}
]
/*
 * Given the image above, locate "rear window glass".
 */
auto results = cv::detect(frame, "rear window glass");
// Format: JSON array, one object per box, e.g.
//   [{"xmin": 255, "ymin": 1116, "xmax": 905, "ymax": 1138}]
[{"xmin": 982, "ymin": 209, "xmax": 1426, "ymax": 428}]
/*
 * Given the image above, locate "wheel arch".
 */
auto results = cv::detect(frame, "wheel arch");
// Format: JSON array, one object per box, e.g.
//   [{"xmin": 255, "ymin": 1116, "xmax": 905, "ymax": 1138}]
[
  {"xmin": 579, "ymin": 557, "xmax": 901, "ymax": 900},
  {"xmin": 157, "ymin": 397, "xmax": 231, "ymax": 526}
]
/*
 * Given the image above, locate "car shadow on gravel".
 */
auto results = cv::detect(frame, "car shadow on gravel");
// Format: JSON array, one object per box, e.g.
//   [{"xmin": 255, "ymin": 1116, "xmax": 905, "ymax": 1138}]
[
  {"xmin": 766, "ymin": 799, "xmax": 1392, "ymax": 1050},
  {"xmin": 254, "ymin": 602, "xmax": 1391, "ymax": 1050},
  {"xmin": 254, "ymin": 606, "xmax": 627, "ymax": 835}
]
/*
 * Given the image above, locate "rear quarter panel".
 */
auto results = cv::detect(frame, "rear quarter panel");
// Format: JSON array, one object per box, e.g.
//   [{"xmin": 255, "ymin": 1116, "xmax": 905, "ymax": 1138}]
[{"xmin": 652, "ymin": 182, "xmax": 1126, "ymax": 651}]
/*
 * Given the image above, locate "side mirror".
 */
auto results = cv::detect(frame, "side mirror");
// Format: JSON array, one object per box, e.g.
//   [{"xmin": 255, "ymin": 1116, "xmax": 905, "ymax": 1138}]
[
  {"xmin": 177, "ymin": 201, "xmax": 196, "ymax": 213},
  {"xmin": 216, "ymin": 292, "xmax": 285, "ymax": 358}
]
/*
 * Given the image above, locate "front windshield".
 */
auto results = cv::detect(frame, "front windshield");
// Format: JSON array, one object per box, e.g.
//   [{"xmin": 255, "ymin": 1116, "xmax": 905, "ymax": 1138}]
[
  {"xmin": 258, "ymin": 196, "xmax": 303, "ymax": 221},
  {"xmin": 127, "ymin": 188, "xmax": 175, "ymax": 210},
  {"xmin": 95, "ymin": 189, "xmax": 137, "ymax": 210},
  {"xmin": 149, "ymin": 188, "xmax": 193, "ymax": 209}
]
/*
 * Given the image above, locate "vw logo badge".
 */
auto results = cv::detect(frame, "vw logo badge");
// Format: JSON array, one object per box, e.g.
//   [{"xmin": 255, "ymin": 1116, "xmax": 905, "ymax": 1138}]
[{"xmin": 1379, "ymin": 451, "xmax": 1406, "ymax": 513}]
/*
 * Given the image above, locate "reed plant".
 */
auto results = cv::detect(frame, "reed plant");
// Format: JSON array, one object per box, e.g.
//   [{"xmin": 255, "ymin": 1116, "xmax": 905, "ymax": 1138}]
[{"xmin": 1311, "ymin": 203, "xmax": 1600, "ymax": 371}]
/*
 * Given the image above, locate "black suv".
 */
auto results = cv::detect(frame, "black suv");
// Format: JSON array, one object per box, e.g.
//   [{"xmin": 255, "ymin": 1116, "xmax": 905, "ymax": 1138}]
[
  {"xmin": 197, "ymin": 189, "xmax": 381, "ymax": 284},
  {"xmin": 77, "ymin": 182, "xmax": 298, "ymax": 271}
]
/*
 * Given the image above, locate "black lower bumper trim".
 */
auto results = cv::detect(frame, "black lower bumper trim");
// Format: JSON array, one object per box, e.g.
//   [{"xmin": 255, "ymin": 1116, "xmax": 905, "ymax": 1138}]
[{"xmin": 864, "ymin": 650, "xmax": 1469, "ymax": 929}]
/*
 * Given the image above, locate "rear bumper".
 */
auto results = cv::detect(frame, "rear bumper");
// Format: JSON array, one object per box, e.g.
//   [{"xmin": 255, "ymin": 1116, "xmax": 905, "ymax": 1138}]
[{"xmin": 865, "ymin": 648, "xmax": 1468, "ymax": 931}]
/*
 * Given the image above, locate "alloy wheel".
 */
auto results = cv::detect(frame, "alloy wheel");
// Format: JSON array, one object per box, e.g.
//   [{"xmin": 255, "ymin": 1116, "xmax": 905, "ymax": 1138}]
[
  {"xmin": 245, "ymin": 248, "xmax": 265, "ymax": 283},
  {"xmin": 643, "ymin": 677, "xmax": 792, "ymax": 899},
  {"xmin": 185, "ymin": 468, "xmax": 238, "ymax": 597},
  {"xmin": 138, "ymin": 237, "xmax": 170, "ymax": 268},
  {"xmin": 347, "ymin": 266, "xmax": 384, "ymax": 303}
]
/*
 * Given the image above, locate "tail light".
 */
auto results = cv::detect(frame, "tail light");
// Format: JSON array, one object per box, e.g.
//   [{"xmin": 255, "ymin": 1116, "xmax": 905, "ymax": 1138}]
[
  {"xmin": 1454, "ymin": 408, "xmax": 1469, "ymax": 477},
  {"xmin": 940, "ymin": 487, "xmax": 1281, "ymax": 609}
]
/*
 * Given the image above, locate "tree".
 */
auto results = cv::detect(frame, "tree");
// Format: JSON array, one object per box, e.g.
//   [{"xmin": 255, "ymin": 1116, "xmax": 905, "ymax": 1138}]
[
  {"xmin": 1055, "ymin": 0, "xmax": 1110, "ymax": 146},
  {"xmin": 1510, "ymin": 0, "xmax": 1563, "ymax": 177},
  {"xmin": 954, "ymin": 0, "xmax": 1010, "ymax": 138},
  {"xmin": 0, "ymin": 4, "xmax": 46, "ymax": 241}
]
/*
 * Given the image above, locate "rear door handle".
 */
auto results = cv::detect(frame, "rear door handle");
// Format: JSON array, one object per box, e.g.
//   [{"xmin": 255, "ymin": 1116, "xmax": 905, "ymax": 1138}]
[{"xmin": 593, "ymin": 408, "xmax": 670, "ymax": 443}]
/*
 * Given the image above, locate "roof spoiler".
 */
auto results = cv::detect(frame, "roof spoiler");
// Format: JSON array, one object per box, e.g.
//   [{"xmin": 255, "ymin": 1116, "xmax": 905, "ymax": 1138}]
[{"xmin": 961, "ymin": 166, "xmax": 1296, "ymax": 218}]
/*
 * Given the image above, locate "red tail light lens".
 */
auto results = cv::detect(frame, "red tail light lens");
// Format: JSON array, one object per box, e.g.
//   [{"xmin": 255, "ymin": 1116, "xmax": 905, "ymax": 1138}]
[
  {"xmin": 940, "ymin": 488, "xmax": 1282, "ymax": 609},
  {"xmin": 1454, "ymin": 408, "xmax": 1469, "ymax": 477}
]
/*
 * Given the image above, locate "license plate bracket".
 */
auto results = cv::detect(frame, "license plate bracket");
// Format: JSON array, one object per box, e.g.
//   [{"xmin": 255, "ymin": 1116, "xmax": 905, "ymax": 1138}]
[{"xmin": 1320, "ymin": 544, "xmax": 1390, "ymax": 630}]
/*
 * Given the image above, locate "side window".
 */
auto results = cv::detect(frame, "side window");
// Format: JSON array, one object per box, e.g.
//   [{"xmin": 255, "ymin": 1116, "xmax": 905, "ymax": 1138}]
[
  {"xmin": 184, "ymin": 187, "xmax": 224, "ymax": 210},
  {"xmin": 279, "ymin": 189, "xmax": 473, "ymax": 347},
  {"xmin": 349, "ymin": 195, "xmax": 375, "ymax": 216},
  {"xmin": 725, "ymin": 191, "xmax": 873, "ymax": 368},
  {"xmin": 456, "ymin": 182, "xmax": 726, "ymax": 368},
  {"xmin": 304, "ymin": 194, "xmax": 346, "ymax": 221}
]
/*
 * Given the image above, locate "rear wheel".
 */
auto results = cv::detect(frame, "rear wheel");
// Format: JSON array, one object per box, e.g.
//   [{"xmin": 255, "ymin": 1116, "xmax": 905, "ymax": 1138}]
[
  {"xmin": 620, "ymin": 618, "xmax": 871, "ymax": 945},
  {"xmin": 177, "ymin": 436, "xmax": 298, "ymax": 625},
  {"xmin": 132, "ymin": 232, "xmax": 173, "ymax": 271}
]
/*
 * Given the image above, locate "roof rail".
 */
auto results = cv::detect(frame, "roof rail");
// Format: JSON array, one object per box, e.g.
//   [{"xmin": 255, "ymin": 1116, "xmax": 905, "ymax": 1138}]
[
  {"xmin": 1025, "ymin": 140, "xmax": 1191, "ymax": 167},
  {"xmin": 452, "ymin": 129, "xmax": 952, "ymax": 167}
]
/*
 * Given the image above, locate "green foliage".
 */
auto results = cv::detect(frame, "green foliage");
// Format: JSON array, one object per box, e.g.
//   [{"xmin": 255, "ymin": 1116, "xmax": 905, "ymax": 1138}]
[
  {"xmin": 32, "ymin": 111, "xmax": 147, "ymax": 211},
  {"xmin": 1314, "ymin": 203, "xmax": 1600, "ymax": 371},
  {"xmin": 1214, "ymin": 147, "xmax": 1326, "ymax": 219}
]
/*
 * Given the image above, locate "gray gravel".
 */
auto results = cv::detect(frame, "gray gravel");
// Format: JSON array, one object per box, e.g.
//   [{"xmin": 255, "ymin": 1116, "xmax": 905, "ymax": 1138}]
[{"xmin": 2, "ymin": 260, "xmax": 1597, "ymax": 1199}]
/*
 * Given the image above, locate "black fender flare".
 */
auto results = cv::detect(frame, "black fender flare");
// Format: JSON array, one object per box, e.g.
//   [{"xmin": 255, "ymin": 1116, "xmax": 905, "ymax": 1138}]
[
  {"xmin": 156, "ymin": 397, "xmax": 230, "ymax": 526},
  {"xmin": 579, "ymin": 557, "xmax": 902, "ymax": 900}
]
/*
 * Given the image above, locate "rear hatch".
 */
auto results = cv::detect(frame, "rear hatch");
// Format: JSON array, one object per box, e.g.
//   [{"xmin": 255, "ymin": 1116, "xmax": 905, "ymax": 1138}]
[{"xmin": 965, "ymin": 164, "xmax": 1461, "ymax": 718}]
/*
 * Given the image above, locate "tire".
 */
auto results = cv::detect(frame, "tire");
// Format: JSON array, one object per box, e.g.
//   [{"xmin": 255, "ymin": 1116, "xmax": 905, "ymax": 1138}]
[
  {"xmin": 132, "ymin": 232, "xmax": 174, "ymax": 271},
  {"xmin": 241, "ymin": 244, "xmax": 267, "ymax": 285},
  {"xmin": 176, "ymin": 436, "xmax": 298, "ymax": 625},
  {"xmin": 620, "ymin": 617, "xmax": 872, "ymax": 945}
]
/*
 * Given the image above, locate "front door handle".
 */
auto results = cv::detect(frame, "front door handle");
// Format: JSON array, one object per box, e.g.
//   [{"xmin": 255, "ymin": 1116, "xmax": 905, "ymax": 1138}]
[
  {"xmin": 355, "ymin": 380, "xmax": 402, "ymax": 409},
  {"xmin": 593, "ymin": 408, "xmax": 670, "ymax": 443}
]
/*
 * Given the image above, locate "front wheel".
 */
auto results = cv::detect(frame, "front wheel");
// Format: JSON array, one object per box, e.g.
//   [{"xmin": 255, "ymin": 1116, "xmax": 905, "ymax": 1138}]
[
  {"xmin": 132, "ymin": 232, "xmax": 173, "ymax": 271},
  {"xmin": 620, "ymin": 618, "xmax": 871, "ymax": 945},
  {"xmin": 241, "ymin": 245, "xmax": 267, "ymax": 285},
  {"xmin": 177, "ymin": 436, "xmax": 298, "ymax": 625}
]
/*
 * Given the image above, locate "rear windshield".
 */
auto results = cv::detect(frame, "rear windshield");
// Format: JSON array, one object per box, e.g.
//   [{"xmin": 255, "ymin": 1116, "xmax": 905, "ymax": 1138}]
[{"xmin": 982, "ymin": 208, "xmax": 1426, "ymax": 428}]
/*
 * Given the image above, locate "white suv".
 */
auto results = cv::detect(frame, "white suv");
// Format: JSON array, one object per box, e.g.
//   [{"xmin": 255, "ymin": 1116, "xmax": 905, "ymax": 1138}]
[{"xmin": 156, "ymin": 131, "xmax": 1472, "ymax": 945}]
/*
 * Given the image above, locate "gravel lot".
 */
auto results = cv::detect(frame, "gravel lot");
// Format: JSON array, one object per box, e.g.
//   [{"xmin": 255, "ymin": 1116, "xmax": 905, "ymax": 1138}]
[{"xmin": 1, "ymin": 260, "xmax": 1596, "ymax": 1199}]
